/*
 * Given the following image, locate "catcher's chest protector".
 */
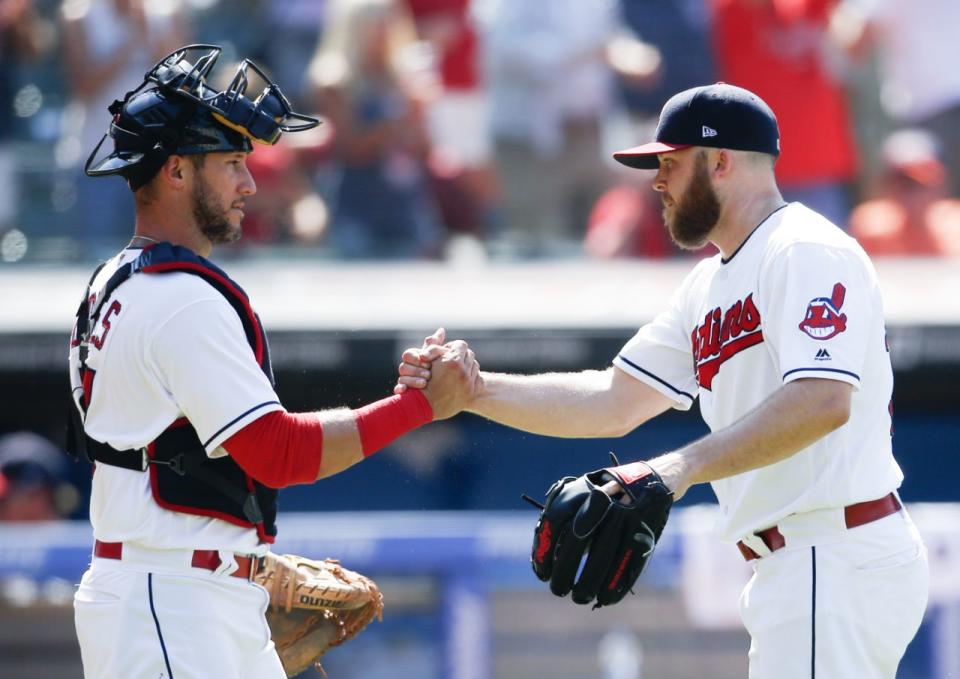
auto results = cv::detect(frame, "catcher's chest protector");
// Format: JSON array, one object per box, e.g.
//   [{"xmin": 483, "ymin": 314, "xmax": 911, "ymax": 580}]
[{"xmin": 68, "ymin": 243, "xmax": 279, "ymax": 543}]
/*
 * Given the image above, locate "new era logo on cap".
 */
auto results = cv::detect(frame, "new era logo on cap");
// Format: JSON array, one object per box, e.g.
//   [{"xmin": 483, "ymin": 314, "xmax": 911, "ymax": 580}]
[{"xmin": 702, "ymin": 126, "xmax": 717, "ymax": 138}]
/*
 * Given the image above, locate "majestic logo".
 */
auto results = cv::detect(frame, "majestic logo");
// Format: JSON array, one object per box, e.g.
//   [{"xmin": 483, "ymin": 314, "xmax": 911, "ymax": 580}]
[
  {"xmin": 814, "ymin": 348, "xmax": 831, "ymax": 361},
  {"xmin": 691, "ymin": 293, "xmax": 763, "ymax": 390},
  {"xmin": 702, "ymin": 125, "xmax": 718, "ymax": 138},
  {"xmin": 799, "ymin": 283, "xmax": 848, "ymax": 340}
]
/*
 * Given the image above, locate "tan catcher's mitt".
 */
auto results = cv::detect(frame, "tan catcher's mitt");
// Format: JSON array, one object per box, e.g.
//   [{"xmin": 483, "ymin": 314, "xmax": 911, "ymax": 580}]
[{"xmin": 254, "ymin": 552, "xmax": 384, "ymax": 677}]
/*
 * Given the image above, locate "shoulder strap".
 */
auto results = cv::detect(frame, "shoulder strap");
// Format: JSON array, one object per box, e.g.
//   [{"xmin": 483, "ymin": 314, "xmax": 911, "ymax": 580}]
[
  {"xmin": 67, "ymin": 260, "xmax": 109, "ymax": 462},
  {"xmin": 73, "ymin": 261, "xmax": 109, "ymax": 369},
  {"xmin": 136, "ymin": 243, "xmax": 274, "ymax": 384}
]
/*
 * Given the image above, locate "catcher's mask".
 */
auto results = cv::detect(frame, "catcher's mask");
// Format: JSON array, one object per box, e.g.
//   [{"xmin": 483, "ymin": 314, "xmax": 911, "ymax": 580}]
[{"xmin": 85, "ymin": 44, "xmax": 319, "ymax": 190}]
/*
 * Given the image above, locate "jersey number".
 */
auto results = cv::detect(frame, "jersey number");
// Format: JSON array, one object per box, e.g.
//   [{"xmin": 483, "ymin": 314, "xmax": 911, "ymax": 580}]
[{"xmin": 90, "ymin": 301, "xmax": 122, "ymax": 350}]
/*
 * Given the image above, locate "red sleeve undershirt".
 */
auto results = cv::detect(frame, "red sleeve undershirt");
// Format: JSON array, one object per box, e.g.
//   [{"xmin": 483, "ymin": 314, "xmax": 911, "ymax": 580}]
[
  {"xmin": 223, "ymin": 390, "xmax": 434, "ymax": 489},
  {"xmin": 354, "ymin": 390, "xmax": 433, "ymax": 457},
  {"xmin": 224, "ymin": 411, "xmax": 323, "ymax": 489}
]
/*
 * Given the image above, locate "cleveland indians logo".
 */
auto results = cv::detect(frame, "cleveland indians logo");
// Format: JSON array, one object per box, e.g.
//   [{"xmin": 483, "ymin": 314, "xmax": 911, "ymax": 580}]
[
  {"xmin": 692, "ymin": 293, "xmax": 763, "ymax": 390},
  {"xmin": 798, "ymin": 283, "xmax": 848, "ymax": 340}
]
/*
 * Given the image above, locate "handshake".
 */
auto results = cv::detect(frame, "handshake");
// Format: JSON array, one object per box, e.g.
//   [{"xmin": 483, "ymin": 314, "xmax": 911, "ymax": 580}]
[{"xmin": 394, "ymin": 327, "xmax": 482, "ymax": 421}]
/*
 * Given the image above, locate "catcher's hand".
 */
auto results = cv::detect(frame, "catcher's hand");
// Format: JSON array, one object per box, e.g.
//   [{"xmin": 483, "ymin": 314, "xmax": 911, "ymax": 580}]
[
  {"xmin": 254, "ymin": 553, "xmax": 384, "ymax": 678},
  {"xmin": 528, "ymin": 458, "xmax": 673, "ymax": 608}
]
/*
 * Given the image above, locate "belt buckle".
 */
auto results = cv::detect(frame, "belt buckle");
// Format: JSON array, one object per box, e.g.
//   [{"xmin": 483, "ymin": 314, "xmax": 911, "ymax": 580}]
[
  {"xmin": 740, "ymin": 532, "xmax": 774, "ymax": 559},
  {"xmin": 247, "ymin": 556, "xmax": 265, "ymax": 582}
]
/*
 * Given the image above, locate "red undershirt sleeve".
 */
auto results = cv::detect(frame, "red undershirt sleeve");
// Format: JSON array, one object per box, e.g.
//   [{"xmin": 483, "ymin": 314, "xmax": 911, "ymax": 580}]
[
  {"xmin": 354, "ymin": 390, "xmax": 433, "ymax": 457},
  {"xmin": 224, "ymin": 390, "xmax": 435, "ymax": 488},
  {"xmin": 223, "ymin": 410, "xmax": 323, "ymax": 488}
]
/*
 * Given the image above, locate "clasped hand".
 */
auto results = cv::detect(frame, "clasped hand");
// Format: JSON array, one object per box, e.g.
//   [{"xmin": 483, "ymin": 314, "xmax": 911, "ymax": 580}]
[{"xmin": 395, "ymin": 328, "xmax": 482, "ymax": 420}]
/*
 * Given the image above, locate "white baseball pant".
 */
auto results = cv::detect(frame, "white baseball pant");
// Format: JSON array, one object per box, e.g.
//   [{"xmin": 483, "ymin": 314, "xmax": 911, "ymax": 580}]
[
  {"xmin": 74, "ymin": 549, "xmax": 286, "ymax": 679},
  {"xmin": 739, "ymin": 507, "xmax": 929, "ymax": 678}
]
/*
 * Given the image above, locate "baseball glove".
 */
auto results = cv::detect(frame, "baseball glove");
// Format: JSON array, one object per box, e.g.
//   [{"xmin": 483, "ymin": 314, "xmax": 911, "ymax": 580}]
[
  {"xmin": 528, "ymin": 458, "xmax": 673, "ymax": 608},
  {"xmin": 254, "ymin": 553, "xmax": 384, "ymax": 677}
]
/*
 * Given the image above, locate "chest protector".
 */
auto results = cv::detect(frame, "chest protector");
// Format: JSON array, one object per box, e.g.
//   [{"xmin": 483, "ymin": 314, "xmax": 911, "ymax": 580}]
[{"xmin": 67, "ymin": 243, "xmax": 278, "ymax": 543}]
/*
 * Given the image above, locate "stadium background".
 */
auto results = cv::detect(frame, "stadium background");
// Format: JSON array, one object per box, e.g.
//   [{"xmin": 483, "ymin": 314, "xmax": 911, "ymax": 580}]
[{"xmin": 1, "ymin": 0, "xmax": 959, "ymax": 677}]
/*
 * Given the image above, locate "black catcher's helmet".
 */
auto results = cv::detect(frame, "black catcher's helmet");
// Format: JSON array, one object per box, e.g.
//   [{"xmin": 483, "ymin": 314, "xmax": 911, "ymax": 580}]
[{"xmin": 86, "ymin": 44, "xmax": 319, "ymax": 190}]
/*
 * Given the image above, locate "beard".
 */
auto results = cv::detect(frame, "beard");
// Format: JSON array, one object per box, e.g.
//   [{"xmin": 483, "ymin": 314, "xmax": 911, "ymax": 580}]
[
  {"xmin": 192, "ymin": 174, "xmax": 241, "ymax": 245},
  {"xmin": 663, "ymin": 153, "xmax": 721, "ymax": 250}
]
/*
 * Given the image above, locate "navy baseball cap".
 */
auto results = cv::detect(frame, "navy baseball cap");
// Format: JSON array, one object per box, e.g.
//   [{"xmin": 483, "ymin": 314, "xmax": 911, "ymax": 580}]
[{"xmin": 614, "ymin": 83, "xmax": 781, "ymax": 169}]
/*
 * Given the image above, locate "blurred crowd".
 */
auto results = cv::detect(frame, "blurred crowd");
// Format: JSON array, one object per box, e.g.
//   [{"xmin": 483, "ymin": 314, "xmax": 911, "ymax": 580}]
[
  {"xmin": 0, "ymin": 430, "xmax": 79, "ymax": 521},
  {"xmin": 1, "ymin": 0, "xmax": 959, "ymax": 263}
]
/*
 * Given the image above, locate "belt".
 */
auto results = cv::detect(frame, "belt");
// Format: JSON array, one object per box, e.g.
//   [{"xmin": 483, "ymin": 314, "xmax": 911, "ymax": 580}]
[
  {"xmin": 93, "ymin": 540, "xmax": 262, "ymax": 580},
  {"xmin": 736, "ymin": 492, "xmax": 901, "ymax": 561}
]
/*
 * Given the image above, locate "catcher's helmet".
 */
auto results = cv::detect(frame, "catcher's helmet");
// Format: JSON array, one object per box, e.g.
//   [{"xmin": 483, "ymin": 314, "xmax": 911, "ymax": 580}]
[{"xmin": 86, "ymin": 44, "xmax": 319, "ymax": 190}]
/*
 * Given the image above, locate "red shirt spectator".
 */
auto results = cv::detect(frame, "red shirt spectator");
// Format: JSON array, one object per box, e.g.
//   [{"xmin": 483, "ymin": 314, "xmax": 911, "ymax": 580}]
[
  {"xmin": 404, "ymin": 0, "xmax": 480, "ymax": 90},
  {"xmin": 710, "ymin": 0, "xmax": 857, "ymax": 187}
]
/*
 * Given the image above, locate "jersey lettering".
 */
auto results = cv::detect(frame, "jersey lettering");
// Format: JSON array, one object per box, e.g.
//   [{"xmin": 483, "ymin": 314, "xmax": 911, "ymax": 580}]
[
  {"xmin": 90, "ymin": 301, "xmax": 122, "ymax": 350},
  {"xmin": 692, "ymin": 293, "xmax": 763, "ymax": 390}
]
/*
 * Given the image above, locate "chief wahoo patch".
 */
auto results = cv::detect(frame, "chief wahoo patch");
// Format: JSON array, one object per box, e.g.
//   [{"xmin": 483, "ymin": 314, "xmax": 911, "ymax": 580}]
[{"xmin": 799, "ymin": 282, "xmax": 848, "ymax": 340}]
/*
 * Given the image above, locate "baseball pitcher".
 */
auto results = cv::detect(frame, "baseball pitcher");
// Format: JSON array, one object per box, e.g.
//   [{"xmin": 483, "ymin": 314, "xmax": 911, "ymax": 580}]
[{"xmin": 400, "ymin": 83, "xmax": 929, "ymax": 678}]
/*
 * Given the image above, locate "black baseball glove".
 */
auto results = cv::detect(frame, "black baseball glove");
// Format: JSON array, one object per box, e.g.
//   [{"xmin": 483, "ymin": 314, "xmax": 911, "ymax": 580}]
[{"xmin": 527, "ymin": 458, "xmax": 673, "ymax": 608}]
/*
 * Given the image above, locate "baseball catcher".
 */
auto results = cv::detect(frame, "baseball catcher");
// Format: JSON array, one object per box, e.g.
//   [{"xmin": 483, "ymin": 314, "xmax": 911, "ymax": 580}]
[
  {"xmin": 527, "ymin": 457, "xmax": 673, "ymax": 608},
  {"xmin": 254, "ymin": 553, "xmax": 384, "ymax": 677},
  {"xmin": 69, "ymin": 42, "xmax": 481, "ymax": 679}
]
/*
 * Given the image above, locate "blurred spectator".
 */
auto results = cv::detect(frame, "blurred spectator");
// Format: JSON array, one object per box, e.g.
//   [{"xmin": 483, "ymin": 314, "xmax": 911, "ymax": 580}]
[
  {"xmin": 241, "ymin": 128, "xmax": 335, "ymax": 247},
  {"xmin": 478, "ymin": 0, "xmax": 626, "ymax": 257},
  {"xmin": 0, "ymin": 0, "xmax": 42, "ymax": 237},
  {"xmin": 404, "ymin": 0, "xmax": 500, "ymax": 251},
  {"xmin": 60, "ymin": 0, "xmax": 185, "ymax": 256},
  {"xmin": 831, "ymin": 0, "xmax": 960, "ymax": 198},
  {"xmin": 262, "ymin": 0, "xmax": 329, "ymax": 103},
  {"xmin": 0, "ymin": 431, "xmax": 78, "ymax": 521},
  {"xmin": 617, "ymin": 0, "xmax": 716, "ymax": 126},
  {"xmin": 308, "ymin": 0, "xmax": 445, "ymax": 259},
  {"xmin": 849, "ymin": 129, "xmax": 960, "ymax": 257},
  {"xmin": 710, "ymin": 0, "xmax": 858, "ymax": 228},
  {"xmin": 583, "ymin": 179, "xmax": 676, "ymax": 259}
]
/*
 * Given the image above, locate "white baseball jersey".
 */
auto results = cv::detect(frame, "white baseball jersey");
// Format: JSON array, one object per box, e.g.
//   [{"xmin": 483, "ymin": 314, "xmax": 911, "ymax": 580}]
[
  {"xmin": 68, "ymin": 247, "xmax": 284, "ymax": 554},
  {"xmin": 614, "ymin": 203, "xmax": 904, "ymax": 542}
]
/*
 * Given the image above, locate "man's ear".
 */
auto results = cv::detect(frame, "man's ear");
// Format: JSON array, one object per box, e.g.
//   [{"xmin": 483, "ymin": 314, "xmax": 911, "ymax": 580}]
[
  {"xmin": 712, "ymin": 149, "xmax": 733, "ymax": 177},
  {"xmin": 158, "ymin": 155, "xmax": 189, "ymax": 189}
]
